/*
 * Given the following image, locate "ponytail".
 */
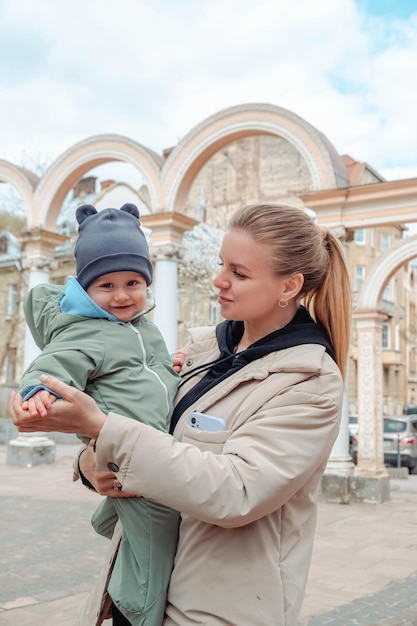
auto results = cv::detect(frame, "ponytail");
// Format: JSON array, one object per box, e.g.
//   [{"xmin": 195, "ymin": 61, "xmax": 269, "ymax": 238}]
[{"xmin": 304, "ymin": 230, "xmax": 351, "ymax": 380}]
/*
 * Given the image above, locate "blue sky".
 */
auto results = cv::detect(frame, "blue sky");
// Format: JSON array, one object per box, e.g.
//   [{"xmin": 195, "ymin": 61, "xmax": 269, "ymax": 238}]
[
  {"xmin": 1, "ymin": 0, "xmax": 416, "ymax": 182},
  {"xmin": 357, "ymin": 0, "xmax": 416, "ymax": 19}
]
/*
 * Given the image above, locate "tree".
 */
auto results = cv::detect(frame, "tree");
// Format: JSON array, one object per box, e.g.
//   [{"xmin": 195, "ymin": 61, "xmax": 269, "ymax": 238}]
[
  {"xmin": 179, "ymin": 222, "xmax": 224, "ymax": 287},
  {"xmin": 178, "ymin": 222, "xmax": 224, "ymax": 326}
]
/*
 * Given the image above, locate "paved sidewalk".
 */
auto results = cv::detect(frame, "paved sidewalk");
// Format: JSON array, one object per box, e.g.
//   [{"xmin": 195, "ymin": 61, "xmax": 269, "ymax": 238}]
[{"xmin": 1, "ymin": 443, "xmax": 417, "ymax": 625}]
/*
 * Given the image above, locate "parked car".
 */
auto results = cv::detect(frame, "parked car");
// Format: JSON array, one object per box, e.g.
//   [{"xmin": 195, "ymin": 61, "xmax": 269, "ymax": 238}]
[
  {"xmin": 348, "ymin": 415, "xmax": 358, "ymax": 438},
  {"xmin": 350, "ymin": 415, "xmax": 417, "ymax": 474}
]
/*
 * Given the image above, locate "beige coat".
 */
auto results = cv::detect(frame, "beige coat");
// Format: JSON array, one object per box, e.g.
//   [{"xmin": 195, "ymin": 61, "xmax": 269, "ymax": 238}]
[{"xmin": 92, "ymin": 327, "xmax": 344, "ymax": 626}]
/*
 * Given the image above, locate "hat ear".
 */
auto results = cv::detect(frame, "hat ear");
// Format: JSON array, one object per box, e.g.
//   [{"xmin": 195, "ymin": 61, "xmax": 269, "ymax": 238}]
[
  {"xmin": 120, "ymin": 203, "xmax": 140, "ymax": 220},
  {"xmin": 76, "ymin": 204, "xmax": 98, "ymax": 225}
]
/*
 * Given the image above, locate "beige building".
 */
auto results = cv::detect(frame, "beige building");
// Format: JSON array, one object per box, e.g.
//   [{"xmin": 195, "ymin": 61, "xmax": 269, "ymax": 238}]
[
  {"xmin": 0, "ymin": 150, "xmax": 414, "ymax": 414},
  {"xmin": 336, "ymin": 159, "xmax": 411, "ymax": 417},
  {"xmin": 1, "ymin": 102, "xmax": 417, "ymax": 500},
  {"xmin": 0, "ymin": 111, "xmax": 415, "ymax": 416}
]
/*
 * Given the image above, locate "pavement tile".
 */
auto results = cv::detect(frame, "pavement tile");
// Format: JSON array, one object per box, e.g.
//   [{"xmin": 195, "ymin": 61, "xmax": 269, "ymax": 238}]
[{"xmin": 2, "ymin": 443, "xmax": 417, "ymax": 625}]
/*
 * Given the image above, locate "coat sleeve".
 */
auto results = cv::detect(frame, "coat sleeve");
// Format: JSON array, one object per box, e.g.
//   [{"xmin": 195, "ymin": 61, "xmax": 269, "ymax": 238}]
[
  {"xmin": 95, "ymin": 364, "xmax": 343, "ymax": 528},
  {"xmin": 19, "ymin": 283, "xmax": 101, "ymax": 396},
  {"xmin": 18, "ymin": 326, "xmax": 102, "ymax": 398}
]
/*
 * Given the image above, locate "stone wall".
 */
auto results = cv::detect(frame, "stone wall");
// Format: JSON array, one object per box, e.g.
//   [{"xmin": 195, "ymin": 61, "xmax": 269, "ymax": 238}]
[{"xmin": 184, "ymin": 135, "xmax": 312, "ymax": 227}]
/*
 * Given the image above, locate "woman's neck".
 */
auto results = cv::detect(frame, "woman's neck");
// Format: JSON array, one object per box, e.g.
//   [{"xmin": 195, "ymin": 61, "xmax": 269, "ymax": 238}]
[{"xmin": 236, "ymin": 304, "xmax": 299, "ymax": 351}]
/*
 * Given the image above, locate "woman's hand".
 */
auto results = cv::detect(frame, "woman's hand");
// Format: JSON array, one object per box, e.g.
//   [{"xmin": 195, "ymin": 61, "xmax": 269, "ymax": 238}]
[
  {"xmin": 80, "ymin": 441, "xmax": 137, "ymax": 497},
  {"xmin": 10, "ymin": 375, "xmax": 106, "ymax": 440}
]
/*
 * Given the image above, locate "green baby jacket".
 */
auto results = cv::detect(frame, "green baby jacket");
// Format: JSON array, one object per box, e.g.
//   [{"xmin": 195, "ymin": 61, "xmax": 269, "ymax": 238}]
[{"xmin": 19, "ymin": 279, "xmax": 180, "ymax": 625}]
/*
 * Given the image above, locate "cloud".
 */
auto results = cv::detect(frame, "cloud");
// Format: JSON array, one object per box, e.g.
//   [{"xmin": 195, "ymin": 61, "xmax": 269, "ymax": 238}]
[{"xmin": 0, "ymin": 0, "xmax": 416, "ymax": 181}]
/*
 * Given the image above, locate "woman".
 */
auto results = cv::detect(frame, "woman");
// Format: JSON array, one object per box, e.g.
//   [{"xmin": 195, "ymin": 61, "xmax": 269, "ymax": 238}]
[{"xmin": 10, "ymin": 204, "xmax": 351, "ymax": 626}]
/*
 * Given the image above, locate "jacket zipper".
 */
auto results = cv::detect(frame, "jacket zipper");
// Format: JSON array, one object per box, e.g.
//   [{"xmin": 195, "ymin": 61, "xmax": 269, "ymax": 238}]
[{"xmin": 125, "ymin": 322, "xmax": 170, "ymax": 415}]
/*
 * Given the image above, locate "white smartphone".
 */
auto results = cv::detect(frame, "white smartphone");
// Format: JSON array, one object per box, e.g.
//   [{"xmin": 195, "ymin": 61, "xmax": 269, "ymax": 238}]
[{"xmin": 186, "ymin": 411, "xmax": 227, "ymax": 432}]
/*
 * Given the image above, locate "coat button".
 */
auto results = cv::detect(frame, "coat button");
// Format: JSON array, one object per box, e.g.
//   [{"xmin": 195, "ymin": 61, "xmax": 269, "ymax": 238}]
[
  {"xmin": 185, "ymin": 358, "xmax": 193, "ymax": 366},
  {"xmin": 108, "ymin": 462, "xmax": 119, "ymax": 472}
]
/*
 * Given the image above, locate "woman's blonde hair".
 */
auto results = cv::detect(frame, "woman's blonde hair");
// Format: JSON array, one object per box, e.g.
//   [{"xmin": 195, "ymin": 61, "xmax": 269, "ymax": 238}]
[{"xmin": 229, "ymin": 204, "xmax": 351, "ymax": 380}]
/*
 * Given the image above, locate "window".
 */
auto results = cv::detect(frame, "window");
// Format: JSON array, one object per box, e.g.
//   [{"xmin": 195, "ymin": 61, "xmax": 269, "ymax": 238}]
[
  {"xmin": 384, "ymin": 418, "xmax": 406, "ymax": 434},
  {"xmin": 6, "ymin": 284, "xmax": 17, "ymax": 319},
  {"xmin": 354, "ymin": 229, "xmax": 366, "ymax": 245},
  {"xmin": 381, "ymin": 233, "xmax": 391, "ymax": 251},
  {"xmin": 382, "ymin": 323, "xmax": 390, "ymax": 349},
  {"xmin": 355, "ymin": 266, "xmax": 366, "ymax": 292},
  {"xmin": 395, "ymin": 323, "xmax": 400, "ymax": 352}
]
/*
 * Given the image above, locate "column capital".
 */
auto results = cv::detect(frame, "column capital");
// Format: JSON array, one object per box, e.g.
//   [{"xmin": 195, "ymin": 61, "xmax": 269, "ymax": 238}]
[
  {"xmin": 152, "ymin": 242, "xmax": 184, "ymax": 262},
  {"xmin": 142, "ymin": 212, "xmax": 198, "ymax": 246},
  {"xmin": 15, "ymin": 228, "xmax": 68, "ymax": 262},
  {"xmin": 353, "ymin": 309, "xmax": 389, "ymax": 325},
  {"xmin": 328, "ymin": 225, "xmax": 355, "ymax": 242}
]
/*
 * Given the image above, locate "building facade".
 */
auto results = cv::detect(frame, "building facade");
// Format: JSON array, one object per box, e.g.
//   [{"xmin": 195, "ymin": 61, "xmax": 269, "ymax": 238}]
[{"xmin": 1, "ymin": 102, "xmax": 417, "ymax": 496}]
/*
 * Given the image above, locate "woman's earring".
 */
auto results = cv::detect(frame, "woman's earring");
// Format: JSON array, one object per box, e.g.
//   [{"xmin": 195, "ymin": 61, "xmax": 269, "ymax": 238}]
[{"xmin": 278, "ymin": 297, "xmax": 288, "ymax": 308}]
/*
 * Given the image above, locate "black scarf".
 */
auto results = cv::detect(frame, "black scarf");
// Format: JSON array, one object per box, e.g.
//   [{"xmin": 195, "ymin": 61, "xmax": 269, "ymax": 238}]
[{"xmin": 169, "ymin": 306, "xmax": 335, "ymax": 434}]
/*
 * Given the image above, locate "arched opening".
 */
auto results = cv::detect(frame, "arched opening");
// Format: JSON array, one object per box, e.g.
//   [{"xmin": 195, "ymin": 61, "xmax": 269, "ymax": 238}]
[
  {"xmin": 160, "ymin": 103, "xmax": 349, "ymax": 213},
  {"xmin": 354, "ymin": 235, "xmax": 417, "ymax": 488}
]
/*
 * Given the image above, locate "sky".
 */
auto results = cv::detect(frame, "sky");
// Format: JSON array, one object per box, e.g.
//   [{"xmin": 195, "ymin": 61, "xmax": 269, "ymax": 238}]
[{"xmin": 1, "ymin": 0, "xmax": 417, "ymax": 183}]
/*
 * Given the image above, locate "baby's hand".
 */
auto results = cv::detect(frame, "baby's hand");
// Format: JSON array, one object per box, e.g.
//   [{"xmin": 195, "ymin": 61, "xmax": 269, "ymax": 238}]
[
  {"xmin": 172, "ymin": 350, "xmax": 187, "ymax": 373},
  {"xmin": 24, "ymin": 390, "xmax": 58, "ymax": 418}
]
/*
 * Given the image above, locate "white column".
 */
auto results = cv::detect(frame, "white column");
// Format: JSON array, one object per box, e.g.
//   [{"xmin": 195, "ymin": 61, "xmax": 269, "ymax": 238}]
[
  {"xmin": 355, "ymin": 312, "xmax": 388, "ymax": 476},
  {"xmin": 23, "ymin": 265, "xmax": 49, "ymax": 368},
  {"xmin": 142, "ymin": 212, "xmax": 198, "ymax": 355},
  {"xmin": 8, "ymin": 260, "xmax": 56, "ymax": 467},
  {"xmin": 325, "ymin": 389, "xmax": 355, "ymax": 474},
  {"xmin": 8, "ymin": 228, "xmax": 67, "ymax": 467},
  {"xmin": 152, "ymin": 253, "xmax": 180, "ymax": 354},
  {"xmin": 347, "ymin": 311, "xmax": 390, "ymax": 503}
]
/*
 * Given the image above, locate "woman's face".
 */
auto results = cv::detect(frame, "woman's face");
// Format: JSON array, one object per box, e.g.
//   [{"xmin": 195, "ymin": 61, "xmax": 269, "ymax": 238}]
[{"xmin": 213, "ymin": 228, "xmax": 290, "ymax": 331}]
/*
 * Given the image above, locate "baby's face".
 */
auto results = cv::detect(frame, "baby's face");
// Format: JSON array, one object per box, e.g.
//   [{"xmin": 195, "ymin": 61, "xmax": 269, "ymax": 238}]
[{"xmin": 87, "ymin": 271, "xmax": 148, "ymax": 321}]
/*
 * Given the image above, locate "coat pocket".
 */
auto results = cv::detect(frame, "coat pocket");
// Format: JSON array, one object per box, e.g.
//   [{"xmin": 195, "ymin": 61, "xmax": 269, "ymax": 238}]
[{"xmin": 182, "ymin": 424, "xmax": 231, "ymax": 454}]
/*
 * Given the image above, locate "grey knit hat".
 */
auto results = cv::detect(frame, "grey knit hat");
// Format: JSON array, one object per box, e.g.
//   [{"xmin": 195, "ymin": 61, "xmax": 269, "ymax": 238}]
[{"xmin": 74, "ymin": 203, "xmax": 153, "ymax": 290}]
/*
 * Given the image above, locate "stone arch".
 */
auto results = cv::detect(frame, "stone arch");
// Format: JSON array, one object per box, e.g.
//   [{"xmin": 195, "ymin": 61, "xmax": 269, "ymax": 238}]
[
  {"xmin": 160, "ymin": 103, "xmax": 349, "ymax": 212},
  {"xmin": 0, "ymin": 160, "xmax": 39, "ymax": 226},
  {"xmin": 32, "ymin": 135, "xmax": 164, "ymax": 230},
  {"xmin": 358, "ymin": 234, "xmax": 417, "ymax": 309},
  {"xmin": 353, "ymin": 234, "xmax": 417, "ymax": 484}
]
